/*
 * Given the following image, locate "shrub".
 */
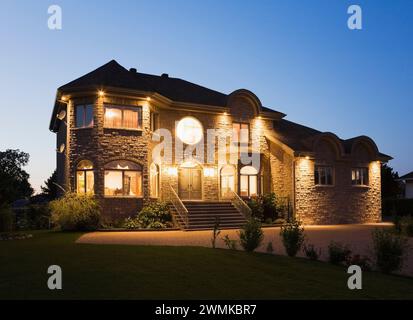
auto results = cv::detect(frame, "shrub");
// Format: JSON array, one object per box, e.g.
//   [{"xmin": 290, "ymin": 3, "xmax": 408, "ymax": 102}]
[
  {"xmin": 303, "ymin": 243, "xmax": 320, "ymax": 261},
  {"xmin": 261, "ymin": 193, "xmax": 278, "ymax": 221},
  {"xmin": 346, "ymin": 254, "xmax": 372, "ymax": 271},
  {"xmin": 0, "ymin": 204, "xmax": 14, "ymax": 232},
  {"xmin": 372, "ymin": 228, "xmax": 409, "ymax": 274},
  {"xmin": 328, "ymin": 241, "xmax": 352, "ymax": 265},
  {"xmin": 122, "ymin": 216, "xmax": 141, "ymax": 229},
  {"xmin": 247, "ymin": 197, "xmax": 264, "ymax": 221},
  {"xmin": 136, "ymin": 201, "xmax": 172, "ymax": 229},
  {"xmin": 274, "ymin": 218, "xmax": 286, "ymax": 225},
  {"xmin": 239, "ymin": 218, "xmax": 264, "ymax": 252},
  {"xmin": 28, "ymin": 204, "xmax": 51, "ymax": 229},
  {"xmin": 222, "ymin": 234, "xmax": 237, "ymax": 250},
  {"xmin": 49, "ymin": 193, "xmax": 101, "ymax": 231},
  {"xmin": 280, "ymin": 220, "xmax": 305, "ymax": 257}
]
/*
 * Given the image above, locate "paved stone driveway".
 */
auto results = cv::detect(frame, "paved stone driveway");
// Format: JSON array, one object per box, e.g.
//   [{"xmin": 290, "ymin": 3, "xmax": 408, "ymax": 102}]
[{"xmin": 77, "ymin": 223, "xmax": 413, "ymax": 276}]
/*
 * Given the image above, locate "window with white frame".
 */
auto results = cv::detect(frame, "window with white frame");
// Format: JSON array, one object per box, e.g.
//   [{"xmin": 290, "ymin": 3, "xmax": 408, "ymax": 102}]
[
  {"xmin": 314, "ymin": 166, "xmax": 334, "ymax": 186},
  {"xmin": 352, "ymin": 167, "xmax": 369, "ymax": 186}
]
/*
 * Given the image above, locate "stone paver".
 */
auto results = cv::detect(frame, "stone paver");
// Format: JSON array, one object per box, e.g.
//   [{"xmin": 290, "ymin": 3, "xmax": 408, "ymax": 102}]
[{"xmin": 77, "ymin": 223, "xmax": 413, "ymax": 276}]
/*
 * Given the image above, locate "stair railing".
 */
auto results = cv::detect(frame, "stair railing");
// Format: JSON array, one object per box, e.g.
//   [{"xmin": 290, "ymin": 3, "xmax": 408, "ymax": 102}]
[
  {"xmin": 229, "ymin": 190, "xmax": 252, "ymax": 219},
  {"xmin": 168, "ymin": 184, "xmax": 189, "ymax": 229}
]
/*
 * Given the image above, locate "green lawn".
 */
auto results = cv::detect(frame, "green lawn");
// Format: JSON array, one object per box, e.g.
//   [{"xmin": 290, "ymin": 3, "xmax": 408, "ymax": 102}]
[{"xmin": 0, "ymin": 231, "xmax": 412, "ymax": 300}]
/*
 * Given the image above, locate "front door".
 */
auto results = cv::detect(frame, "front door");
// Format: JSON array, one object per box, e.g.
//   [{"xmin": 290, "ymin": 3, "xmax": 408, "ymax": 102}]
[{"xmin": 179, "ymin": 167, "xmax": 202, "ymax": 200}]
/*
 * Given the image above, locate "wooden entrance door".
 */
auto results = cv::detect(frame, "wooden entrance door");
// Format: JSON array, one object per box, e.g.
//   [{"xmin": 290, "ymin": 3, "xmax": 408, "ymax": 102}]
[{"xmin": 179, "ymin": 167, "xmax": 202, "ymax": 200}]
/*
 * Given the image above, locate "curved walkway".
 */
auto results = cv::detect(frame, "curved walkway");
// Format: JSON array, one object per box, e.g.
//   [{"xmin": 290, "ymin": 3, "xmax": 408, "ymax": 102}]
[{"xmin": 77, "ymin": 223, "xmax": 413, "ymax": 276}]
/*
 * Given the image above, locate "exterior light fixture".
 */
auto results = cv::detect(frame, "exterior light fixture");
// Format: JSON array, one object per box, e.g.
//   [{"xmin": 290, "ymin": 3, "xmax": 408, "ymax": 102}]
[
  {"xmin": 305, "ymin": 156, "xmax": 310, "ymax": 160},
  {"xmin": 146, "ymin": 97, "xmax": 151, "ymax": 101},
  {"xmin": 167, "ymin": 167, "xmax": 178, "ymax": 176},
  {"xmin": 98, "ymin": 90, "xmax": 105, "ymax": 97},
  {"xmin": 61, "ymin": 96, "xmax": 68, "ymax": 102}
]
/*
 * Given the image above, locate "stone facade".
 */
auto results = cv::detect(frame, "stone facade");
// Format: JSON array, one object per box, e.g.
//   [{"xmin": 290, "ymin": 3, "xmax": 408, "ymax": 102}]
[{"xmin": 51, "ymin": 61, "xmax": 387, "ymax": 225}]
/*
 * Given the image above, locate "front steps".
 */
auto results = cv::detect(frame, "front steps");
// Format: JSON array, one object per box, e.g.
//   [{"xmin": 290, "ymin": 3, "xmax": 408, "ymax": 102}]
[{"xmin": 170, "ymin": 201, "xmax": 246, "ymax": 231}]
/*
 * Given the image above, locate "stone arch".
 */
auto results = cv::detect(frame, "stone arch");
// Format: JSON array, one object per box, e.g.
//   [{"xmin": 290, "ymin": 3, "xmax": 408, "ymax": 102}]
[
  {"xmin": 312, "ymin": 133, "xmax": 344, "ymax": 161},
  {"xmin": 227, "ymin": 89, "xmax": 261, "ymax": 119},
  {"xmin": 350, "ymin": 136, "xmax": 379, "ymax": 162}
]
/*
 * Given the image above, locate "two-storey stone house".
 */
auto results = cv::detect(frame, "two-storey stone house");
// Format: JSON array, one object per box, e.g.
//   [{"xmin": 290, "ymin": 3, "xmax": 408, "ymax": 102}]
[{"xmin": 49, "ymin": 60, "xmax": 391, "ymax": 228}]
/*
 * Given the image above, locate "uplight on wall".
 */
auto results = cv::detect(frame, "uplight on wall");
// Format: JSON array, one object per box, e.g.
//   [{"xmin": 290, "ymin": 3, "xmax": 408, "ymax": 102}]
[
  {"xmin": 98, "ymin": 90, "xmax": 105, "ymax": 97},
  {"xmin": 204, "ymin": 167, "xmax": 215, "ymax": 177}
]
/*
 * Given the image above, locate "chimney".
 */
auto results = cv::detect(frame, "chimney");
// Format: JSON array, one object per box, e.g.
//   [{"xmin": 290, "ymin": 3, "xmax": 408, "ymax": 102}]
[
  {"xmin": 161, "ymin": 73, "xmax": 169, "ymax": 78},
  {"xmin": 129, "ymin": 68, "xmax": 137, "ymax": 73}
]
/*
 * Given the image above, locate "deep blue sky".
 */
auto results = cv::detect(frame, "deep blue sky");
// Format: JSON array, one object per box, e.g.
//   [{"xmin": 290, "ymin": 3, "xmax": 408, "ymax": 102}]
[{"xmin": 0, "ymin": 0, "xmax": 411, "ymax": 192}]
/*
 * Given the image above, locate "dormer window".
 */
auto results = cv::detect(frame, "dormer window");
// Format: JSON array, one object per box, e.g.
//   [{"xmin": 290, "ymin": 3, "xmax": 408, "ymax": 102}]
[
  {"xmin": 104, "ymin": 105, "xmax": 142, "ymax": 130},
  {"xmin": 75, "ymin": 105, "xmax": 94, "ymax": 128}
]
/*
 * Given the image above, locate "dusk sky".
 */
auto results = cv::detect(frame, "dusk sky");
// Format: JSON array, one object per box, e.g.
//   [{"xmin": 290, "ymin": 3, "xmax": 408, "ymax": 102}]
[{"xmin": 0, "ymin": 0, "xmax": 412, "ymax": 192}]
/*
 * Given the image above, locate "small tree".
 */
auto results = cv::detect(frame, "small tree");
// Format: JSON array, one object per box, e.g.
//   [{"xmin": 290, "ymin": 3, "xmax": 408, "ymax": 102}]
[
  {"xmin": 239, "ymin": 218, "xmax": 264, "ymax": 252},
  {"xmin": 211, "ymin": 217, "xmax": 221, "ymax": 248},
  {"xmin": 280, "ymin": 220, "xmax": 305, "ymax": 257},
  {"xmin": 41, "ymin": 170, "xmax": 59, "ymax": 200}
]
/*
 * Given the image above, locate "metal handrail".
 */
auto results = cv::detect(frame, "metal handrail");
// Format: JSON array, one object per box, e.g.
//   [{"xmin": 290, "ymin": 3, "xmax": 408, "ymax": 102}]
[
  {"xmin": 168, "ymin": 184, "xmax": 189, "ymax": 229},
  {"xmin": 229, "ymin": 190, "xmax": 252, "ymax": 219}
]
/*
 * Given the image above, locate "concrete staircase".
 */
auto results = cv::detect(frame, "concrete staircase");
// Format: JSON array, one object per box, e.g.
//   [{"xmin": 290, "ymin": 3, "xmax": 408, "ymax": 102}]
[{"xmin": 171, "ymin": 201, "xmax": 246, "ymax": 231}]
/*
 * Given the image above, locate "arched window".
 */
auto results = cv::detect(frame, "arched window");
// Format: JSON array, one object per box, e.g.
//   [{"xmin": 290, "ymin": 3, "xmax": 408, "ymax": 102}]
[
  {"xmin": 240, "ymin": 166, "xmax": 258, "ymax": 197},
  {"xmin": 150, "ymin": 163, "xmax": 159, "ymax": 198},
  {"xmin": 76, "ymin": 160, "xmax": 94, "ymax": 194},
  {"xmin": 220, "ymin": 165, "xmax": 235, "ymax": 198},
  {"xmin": 104, "ymin": 160, "xmax": 142, "ymax": 197}
]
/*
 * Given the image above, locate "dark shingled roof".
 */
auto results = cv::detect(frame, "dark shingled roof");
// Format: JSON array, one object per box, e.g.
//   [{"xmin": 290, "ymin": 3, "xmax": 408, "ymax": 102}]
[
  {"xmin": 60, "ymin": 60, "xmax": 227, "ymax": 107},
  {"xmin": 399, "ymin": 171, "xmax": 413, "ymax": 181}
]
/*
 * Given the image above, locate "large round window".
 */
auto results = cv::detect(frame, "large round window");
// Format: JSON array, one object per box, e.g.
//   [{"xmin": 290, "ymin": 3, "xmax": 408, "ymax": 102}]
[{"xmin": 176, "ymin": 117, "xmax": 203, "ymax": 145}]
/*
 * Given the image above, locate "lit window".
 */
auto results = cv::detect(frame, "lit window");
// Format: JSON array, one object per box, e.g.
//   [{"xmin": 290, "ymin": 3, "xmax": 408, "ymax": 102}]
[
  {"xmin": 104, "ymin": 160, "xmax": 142, "ymax": 197},
  {"xmin": 220, "ymin": 165, "xmax": 235, "ymax": 198},
  {"xmin": 104, "ymin": 105, "xmax": 142, "ymax": 129},
  {"xmin": 150, "ymin": 163, "xmax": 159, "ymax": 198},
  {"xmin": 233, "ymin": 123, "xmax": 249, "ymax": 145},
  {"xmin": 240, "ymin": 165, "xmax": 258, "ymax": 197},
  {"xmin": 315, "ymin": 166, "xmax": 334, "ymax": 186},
  {"xmin": 75, "ymin": 105, "xmax": 94, "ymax": 128},
  {"xmin": 352, "ymin": 167, "xmax": 369, "ymax": 186},
  {"xmin": 76, "ymin": 160, "xmax": 94, "ymax": 194},
  {"xmin": 176, "ymin": 117, "xmax": 203, "ymax": 145}
]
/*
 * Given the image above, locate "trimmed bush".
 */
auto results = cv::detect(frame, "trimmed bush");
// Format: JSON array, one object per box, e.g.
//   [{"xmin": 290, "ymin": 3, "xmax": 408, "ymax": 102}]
[
  {"xmin": 239, "ymin": 218, "xmax": 264, "ymax": 252},
  {"xmin": 280, "ymin": 220, "xmax": 305, "ymax": 257},
  {"xmin": 50, "ymin": 193, "xmax": 101, "ymax": 231},
  {"xmin": 247, "ymin": 197, "xmax": 264, "ymax": 221},
  {"xmin": 261, "ymin": 193, "xmax": 278, "ymax": 221},
  {"xmin": 372, "ymin": 228, "xmax": 409, "ymax": 274},
  {"xmin": 0, "ymin": 204, "xmax": 14, "ymax": 232},
  {"xmin": 328, "ymin": 241, "xmax": 352, "ymax": 265},
  {"xmin": 135, "ymin": 201, "xmax": 172, "ymax": 229}
]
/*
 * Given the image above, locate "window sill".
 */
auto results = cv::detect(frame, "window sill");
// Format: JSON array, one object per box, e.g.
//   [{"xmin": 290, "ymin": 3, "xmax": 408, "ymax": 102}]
[
  {"xmin": 104, "ymin": 196, "xmax": 143, "ymax": 199},
  {"xmin": 315, "ymin": 185, "xmax": 335, "ymax": 188},
  {"xmin": 73, "ymin": 126, "xmax": 93, "ymax": 130},
  {"xmin": 351, "ymin": 185, "xmax": 370, "ymax": 189},
  {"xmin": 104, "ymin": 127, "xmax": 142, "ymax": 132}
]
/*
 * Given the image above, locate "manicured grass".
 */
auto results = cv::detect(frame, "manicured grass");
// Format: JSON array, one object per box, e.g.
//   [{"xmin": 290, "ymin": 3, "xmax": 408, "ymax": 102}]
[{"xmin": 0, "ymin": 231, "xmax": 412, "ymax": 300}]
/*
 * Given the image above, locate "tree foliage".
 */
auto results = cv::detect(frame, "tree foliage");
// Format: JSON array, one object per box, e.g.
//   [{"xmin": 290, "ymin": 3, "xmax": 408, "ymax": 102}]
[
  {"xmin": 381, "ymin": 164, "xmax": 402, "ymax": 199},
  {"xmin": 0, "ymin": 149, "xmax": 33, "ymax": 205},
  {"xmin": 41, "ymin": 170, "xmax": 59, "ymax": 200}
]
